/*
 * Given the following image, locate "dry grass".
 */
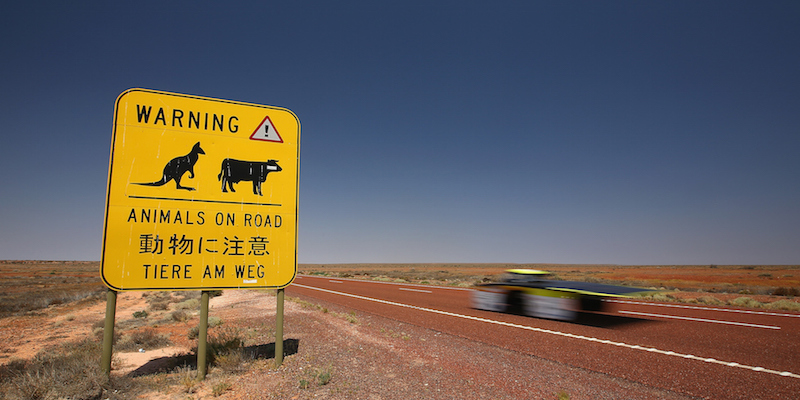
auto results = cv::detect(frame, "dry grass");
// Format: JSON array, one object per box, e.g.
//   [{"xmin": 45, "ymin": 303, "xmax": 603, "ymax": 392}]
[
  {"xmin": 116, "ymin": 327, "xmax": 172, "ymax": 352},
  {"xmin": 212, "ymin": 381, "xmax": 232, "ymax": 396},
  {"xmin": 0, "ymin": 261, "xmax": 242, "ymax": 399},
  {"xmin": 0, "ymin": 339, "xmax": 141, "ymax": 400},
  {"xmin": 299, "ymin": 365, "xmax": 333, "ymax": 389},
  {"xmin": 0, "ymin": 261, "xmax": 105, "ymax": 318},
  {"xmin": 634, "ymin": 292, "xmax": 800, "ymax": 312}
]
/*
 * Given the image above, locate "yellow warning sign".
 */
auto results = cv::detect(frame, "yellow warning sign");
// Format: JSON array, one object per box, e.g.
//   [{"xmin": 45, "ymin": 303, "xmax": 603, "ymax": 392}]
[{"xmin": 101, "ymin": 89, "xmax": 300, "ymax": 291}]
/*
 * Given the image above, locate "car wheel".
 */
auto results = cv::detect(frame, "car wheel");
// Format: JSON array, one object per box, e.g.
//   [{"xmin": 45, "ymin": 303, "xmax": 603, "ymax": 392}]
[{"xmin": 506, "ymin": 291, "xmax": 525, "ymax": 314}]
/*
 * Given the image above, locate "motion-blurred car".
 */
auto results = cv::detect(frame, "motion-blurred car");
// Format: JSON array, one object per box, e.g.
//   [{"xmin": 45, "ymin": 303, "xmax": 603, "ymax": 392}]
[{"xmin": 472, "ymin": 269, "xmax": 653, "ymax": 321}]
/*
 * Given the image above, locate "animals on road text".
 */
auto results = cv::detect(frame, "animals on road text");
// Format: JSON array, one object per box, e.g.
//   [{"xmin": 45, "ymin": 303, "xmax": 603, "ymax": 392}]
[
  {"xmin": 218, "ymin": 158, "xmax": 282, "ymax": 196},
  {"xmin": 135, "ymin": 142, "xmax": 205, "ymax": 191}
]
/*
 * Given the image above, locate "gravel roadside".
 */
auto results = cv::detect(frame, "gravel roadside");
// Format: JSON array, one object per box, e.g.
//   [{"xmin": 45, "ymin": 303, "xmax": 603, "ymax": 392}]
[{"xmin": 204, "ymin": 290, "xmax": 698, "ymax": 400}]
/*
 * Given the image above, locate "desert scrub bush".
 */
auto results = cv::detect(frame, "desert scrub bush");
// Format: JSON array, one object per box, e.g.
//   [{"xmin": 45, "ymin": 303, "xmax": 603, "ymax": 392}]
[
  {"xmin": 346, "ymin": 312, "xmax": 358, "ymax": 324},
  {"xmin": 765, "ymin": 299, "xmax": 800, "ymax": 312},
  {"xmin": 208, "ymin": 326, "xmax": 243, "ymax": 352},
  {"xmin": 299, "ymin": 366, "xmax": 333, "ymax": 389},
  {"xmin": 146, "ymin": 292, "xmax": 173, "ymax": 311},
  {"xmin": 171, "ymin": 309, "xmax": 189, "ymax": 322},
  {"xmin": 214, "ymin": 351, "xmax": 249, "ymax": 373},
  {"xmin": 646, "ymin": 293, "xmax": 677, "ymax": 302},
  {"xmin": 695, "ymin": 296, "xmax": 724, "ymax": 306},
  {"xmin": 313, "ymin": 366, "xmax": 333, "ymax": 386},
  {"xmin": 175, "ymin": 298, "xmax": 200, "ymax": 310},
  {"xmin": 133, "ymin": 309, "xmax": 148, "ymax": 319},
  {"xmin": 0, "ymin": 339, "xmax": 107, "ymax": 400},
  {"xmin": 190, "ymin": 326, "xmax": 246, "ymax": 367},
  {"xmin": 188, "ymin": 326, "xmax": 200, "ymax": 340},
  {"xmin": 116, "ymin": 327, "xmax": 172, "ymax": 351},
  {"xmin": 177, "ymin": 366, "xmax": 198, "ymax": 393},
  {"xmin": 772, "ymin": 287, "xmax": 800, "ymax": 296},
  {"xmin": 317, "ymin": 367, "xmax": 332, "ymax": 385},
  {"xmin": 116, "ymin": 316, "xmax": 148, "ymax": 331},
  {"xmin": 172, "ymin": 290, "xmax": 200, "ymax": 302},
  {"xmin": 189, "ymin": 316, "xmax": 225, "ymax": 338},
  {"xmin": 212, "ymin": 381, "xmax": 232, "ymax": 396},
  {"xmin": 730, "ymin": 297, "xmax": 763, "ymax": 308},
  {"xmin": 289, "ymin": 297, "xmax": 327, "ymax": 312},
  {"xmin": 91, "ymin": 319, "xmax": 123, "ymax": 344}
]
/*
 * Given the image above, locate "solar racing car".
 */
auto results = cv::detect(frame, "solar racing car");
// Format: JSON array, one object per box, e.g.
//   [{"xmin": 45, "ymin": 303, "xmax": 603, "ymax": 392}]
[{"xmin": 472, "ymin": 269, "xmax": 653, "ymax": 321}]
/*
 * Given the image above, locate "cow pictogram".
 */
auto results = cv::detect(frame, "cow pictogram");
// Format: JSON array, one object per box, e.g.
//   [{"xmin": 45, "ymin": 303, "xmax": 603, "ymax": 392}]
[{"xmin": 218, "ymin": 158, "xmax": 282, "ymax": 196}]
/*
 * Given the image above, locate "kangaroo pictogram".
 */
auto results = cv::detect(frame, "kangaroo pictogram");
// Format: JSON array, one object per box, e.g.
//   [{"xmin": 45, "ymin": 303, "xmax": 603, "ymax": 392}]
[{"xmin": 134, "ymin": 142, "xmax": 205, "ymax": 191}]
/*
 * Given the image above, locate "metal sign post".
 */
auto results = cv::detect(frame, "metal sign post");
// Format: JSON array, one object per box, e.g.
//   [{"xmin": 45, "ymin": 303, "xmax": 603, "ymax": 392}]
[
  {"xmin": 276, "ymin": 288, "xmax": 285, "ymax": 366},
  {"xmin": 100, "ymin": 289, "xmax": 117, "ymax": 378},
  {"xmin": 197, "ymin": 291, "xmax": 210, "ymax": 379}
]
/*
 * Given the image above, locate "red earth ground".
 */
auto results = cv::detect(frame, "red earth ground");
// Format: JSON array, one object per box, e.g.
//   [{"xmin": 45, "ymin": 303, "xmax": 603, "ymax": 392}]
[{"xmin": 1, "ymin": 261, "xmax": 798, "ymax": 399}]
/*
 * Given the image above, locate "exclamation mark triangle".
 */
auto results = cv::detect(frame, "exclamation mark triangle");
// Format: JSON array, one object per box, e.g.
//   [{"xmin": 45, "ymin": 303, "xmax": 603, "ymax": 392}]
[{"xmin": 250, "ymin": 115, "xmax": 283, "ymax": 143}]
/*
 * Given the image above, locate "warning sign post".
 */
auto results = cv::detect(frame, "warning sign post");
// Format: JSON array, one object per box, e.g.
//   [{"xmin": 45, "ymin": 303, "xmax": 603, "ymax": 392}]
[{"xmin": 101, "ymin": 89, "xmax": 300, "ymax": 291}]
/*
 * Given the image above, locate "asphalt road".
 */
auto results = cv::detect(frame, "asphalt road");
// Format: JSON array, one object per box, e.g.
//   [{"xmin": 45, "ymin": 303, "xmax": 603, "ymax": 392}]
[{"xmin": 287, "ymin": 275, "xmax": 800, "ymax": 399}]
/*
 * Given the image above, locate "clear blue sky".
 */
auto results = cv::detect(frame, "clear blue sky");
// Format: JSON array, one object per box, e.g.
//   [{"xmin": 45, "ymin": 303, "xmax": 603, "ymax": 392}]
[{"xmin": 1, "ymin": 1, "xmax": 798, "ymax": 265}]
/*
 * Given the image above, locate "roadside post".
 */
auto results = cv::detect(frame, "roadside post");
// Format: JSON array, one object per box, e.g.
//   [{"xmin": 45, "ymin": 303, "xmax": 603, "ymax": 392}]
[
  {"xmin": 276, "ymin": 288, "xmax": 285, "ymax": 366},
  {"xmin": 100, "ymin": 88, "xmax": 300, "ymax": 380},
  {"xmin": 197, "ymin": 291, "xmax": 210, "ymax": 379},
  {"xmin": 100, "ymin": 289, "xmax": 117, "ymax": 377}
]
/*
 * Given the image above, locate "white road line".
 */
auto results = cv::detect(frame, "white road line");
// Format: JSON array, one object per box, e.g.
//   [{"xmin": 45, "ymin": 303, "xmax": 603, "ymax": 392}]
[
  {"xmin": 297, "ymin": 274, "xmax": 472, "ymax": 291},
  {"xmin": 618, "ymin": 310, "xmax": 781, "ymax": 330},
  {"xmin": 607, "ymin": 299, "xmax": 800, "ymax": 318},
  {"xmin": 292, "ymin": 283, "xmax": 800, "ymax": 379},
  {"xmin": 328, "ymin": 280, "xmax": 343, "ymax": 283},
  {"xmin": 399, "ymin": 287, "xmax": 433, "ymax": 293}
]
